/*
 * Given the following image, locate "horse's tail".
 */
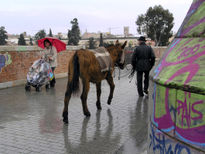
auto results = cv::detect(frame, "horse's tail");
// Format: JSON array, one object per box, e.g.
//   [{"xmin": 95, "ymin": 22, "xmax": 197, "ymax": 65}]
[{"xmin": 68, "ymin": 52, "xmax": 80, "ymax": 94}]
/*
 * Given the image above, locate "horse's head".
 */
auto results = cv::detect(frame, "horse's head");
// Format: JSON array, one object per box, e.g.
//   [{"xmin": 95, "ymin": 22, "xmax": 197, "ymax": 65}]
[{"xmin": 111, "ymin": 40, "xmax": 127, "ymax": 69}]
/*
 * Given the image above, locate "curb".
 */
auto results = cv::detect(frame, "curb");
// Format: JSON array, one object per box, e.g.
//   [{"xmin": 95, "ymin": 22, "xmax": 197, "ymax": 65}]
[{"xmin": 0, "ymin": 73, "xmax": 68, "ymax": 89}]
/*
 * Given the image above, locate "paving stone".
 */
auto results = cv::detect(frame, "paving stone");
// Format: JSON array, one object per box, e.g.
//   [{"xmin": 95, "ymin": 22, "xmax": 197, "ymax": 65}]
[{"xmin": 0, "ymin": 70, "xmax": 148, "ymax": 154}]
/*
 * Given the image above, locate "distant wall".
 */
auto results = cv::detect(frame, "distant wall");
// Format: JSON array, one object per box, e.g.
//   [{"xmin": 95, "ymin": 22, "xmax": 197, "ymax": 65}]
[
  {"xmin": 124, "ymin": 46, "xmax": 167, "ymax": 64},
  {"xmin": 0, "ymin": 46, "xmax": 84, "ymax": 89},
  {"xmin": 0, "ymin": 46, "xmax": 166, "ymax": 89}
]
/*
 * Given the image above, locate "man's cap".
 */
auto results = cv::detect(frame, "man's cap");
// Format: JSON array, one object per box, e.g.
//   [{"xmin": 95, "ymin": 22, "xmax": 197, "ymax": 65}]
[{"xmin": 138, "ymin": 36, "xmax": 146, "ymax": 42}]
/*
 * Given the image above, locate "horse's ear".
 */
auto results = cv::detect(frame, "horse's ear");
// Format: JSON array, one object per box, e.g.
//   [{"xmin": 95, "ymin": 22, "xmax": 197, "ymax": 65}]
[
  {"xmin": 115, "ymin": 40, "xmax": 119, "ymax": 45},
  {"xmin": 121, "ymin": 41, "xmax": 127, "ymax": 49}
]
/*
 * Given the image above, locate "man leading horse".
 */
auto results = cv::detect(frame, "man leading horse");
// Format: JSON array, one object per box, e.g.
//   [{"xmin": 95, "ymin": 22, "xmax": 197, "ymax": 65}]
[{"xmin": 131, "ymin": 36, "xmax": 155, "ymax": 97}]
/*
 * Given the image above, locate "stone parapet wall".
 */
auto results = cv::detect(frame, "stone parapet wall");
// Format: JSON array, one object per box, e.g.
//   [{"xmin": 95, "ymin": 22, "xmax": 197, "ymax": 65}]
[
  {"xmin": 124, "ymin": 46, "xmax": 167, "ymax": 65},
  {"xmin": 0, "ymin": 46, "xmax": 84, "ymax": 89},
  {"xmin": 0, "ymin": 46, "xmax": 167, "ymax": 89}
]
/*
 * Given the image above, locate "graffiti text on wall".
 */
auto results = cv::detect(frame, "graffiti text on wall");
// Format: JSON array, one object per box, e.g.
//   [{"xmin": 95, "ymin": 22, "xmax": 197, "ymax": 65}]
[
  {"xmin": 177, "ymin": 92, "xmax": 203, "ymax": 128},
  {"xmin": 149, "ymin": 124, "xmax": 191, "ymax": 154},
  {"xmin": 154, "ymin": 38, "xmax": 205, "ymax": 87},
  {"xmin": 154, "ymin": 1, "xmax": 205, "ymax": 88},
  {"xmin": 153, "ymin": 84, "xmax": 205, "ymax": 146},
  {"xmin": 0, "ymin": 52, "xmax": 12, "ymax": 73},
  {"xmin": 151, "ymin": 0, "xmax": 205, "ymax": 152}
]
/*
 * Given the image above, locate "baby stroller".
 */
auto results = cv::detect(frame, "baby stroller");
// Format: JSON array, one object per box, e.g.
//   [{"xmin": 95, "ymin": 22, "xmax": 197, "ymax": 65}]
[{"xmin": 25, "ymin": 59, "xmax": 54, "ymax": 92}]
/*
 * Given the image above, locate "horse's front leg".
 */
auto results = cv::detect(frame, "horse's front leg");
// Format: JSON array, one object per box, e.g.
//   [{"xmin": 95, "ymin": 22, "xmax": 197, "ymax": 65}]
[
  {"xmin": 106, "ymin": 73, "xmax": 115, "ymax": 105},
  {"xmin": 81, "ymin": 79, "xmax": 91, "ymax": 117},
  {"xmin": 62, "ymin": 82, "xmax": 72, "ymax": 124},
  {"xmin": 96, "ymin": 82, "xmax": 102, "ymax": 110}
]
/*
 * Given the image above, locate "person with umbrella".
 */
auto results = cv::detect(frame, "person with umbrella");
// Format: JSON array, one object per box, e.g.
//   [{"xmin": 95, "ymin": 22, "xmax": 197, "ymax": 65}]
[
  {"xmin": 41, "ymin": 39, "xmax": 57, "ymax": 87},
  {"xmin": 38, "ymin": 37, "xmax": 66, "ymax": 87}
]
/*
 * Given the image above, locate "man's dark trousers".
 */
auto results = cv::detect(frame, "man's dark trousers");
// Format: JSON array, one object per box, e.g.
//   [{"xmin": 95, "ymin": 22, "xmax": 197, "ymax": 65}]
[{"xmin": 137, "ymin": 71, "xmax": 149, "ymax": 96}]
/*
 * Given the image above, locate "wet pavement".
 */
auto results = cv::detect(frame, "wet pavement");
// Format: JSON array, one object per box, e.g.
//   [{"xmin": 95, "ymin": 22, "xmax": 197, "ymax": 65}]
[{"xmin": 0, "ymin": 70, "xmax": 148, "ymax": 154}]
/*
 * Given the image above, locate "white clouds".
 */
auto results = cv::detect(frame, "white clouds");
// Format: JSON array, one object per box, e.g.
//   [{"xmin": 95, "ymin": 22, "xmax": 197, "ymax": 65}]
[
  {"xmin": 0, "ymin": 0, "xmax": 194, "ymax": 35},
  {"xmin": 146, "ymin": 0, "xmax": 191, "ymax": 5}
]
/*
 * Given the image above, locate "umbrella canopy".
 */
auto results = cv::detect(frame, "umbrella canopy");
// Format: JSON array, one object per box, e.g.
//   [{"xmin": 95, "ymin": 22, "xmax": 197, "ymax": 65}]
[{"xmin": 37, "ymin": 37, "xmax": 66, "ymax": 53}]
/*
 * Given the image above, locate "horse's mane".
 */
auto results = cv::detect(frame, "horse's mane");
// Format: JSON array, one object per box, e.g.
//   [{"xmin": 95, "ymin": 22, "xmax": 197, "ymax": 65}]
[
  {"xmin": 104, "ymin": 43, "xmax": 122, "ymax": 54},
  {"xmin": 104, "ymin": 42, "xmax": 121, "ymax": 48},
  {"xmin": 104, "ymin": 44, "xmax": 115, "ymax": 48}
]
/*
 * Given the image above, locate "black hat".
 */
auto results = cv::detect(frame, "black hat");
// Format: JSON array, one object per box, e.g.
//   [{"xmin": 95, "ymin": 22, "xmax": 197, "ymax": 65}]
[
  {"xmin": 44, "ymin": 39, "xmax": 52, "ymax": 47},
  {"xmin": 138, "ymin": 36, "xmax": 146, "ymax": 42}
]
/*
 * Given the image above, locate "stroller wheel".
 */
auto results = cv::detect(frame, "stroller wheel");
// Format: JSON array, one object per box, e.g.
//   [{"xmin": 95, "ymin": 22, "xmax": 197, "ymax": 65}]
[
  {"xmin": 25, "ymin": 85, "xmax": 31, "ymax": 91},
  {"xmin": 36, "ymin": 86, "xmax": 41, "ymax": 92},
  {"xmin": 45, "ymin": 84, "xmax": 50, "ymax": 89}
]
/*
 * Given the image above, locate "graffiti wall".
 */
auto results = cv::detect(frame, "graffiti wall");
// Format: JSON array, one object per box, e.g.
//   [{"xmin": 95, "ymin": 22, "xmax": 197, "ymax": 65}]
[
  {"xmin": 0, "ymin": 52, "xmax": 12, "ymax": 73},
  {"xmin": 153, "ymin": 0, "xmax": 205, "ymax": 92},
  {"xmin": 0, "ymin": 49, "xmax": 75, "ymax": 85},
  {"xmin": 149, "ymin": 123, "xmax": 192, "ymax": 154},
  {"xmin": 149, "ymin": 0, "xmax": 205, "ymax": 153}
]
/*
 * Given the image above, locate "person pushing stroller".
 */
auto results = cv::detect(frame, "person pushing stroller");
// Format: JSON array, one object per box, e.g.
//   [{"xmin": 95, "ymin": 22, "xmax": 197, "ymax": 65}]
[{"xmin": 41, "ymin": 39, "xmax": 57, "ymax": 87}]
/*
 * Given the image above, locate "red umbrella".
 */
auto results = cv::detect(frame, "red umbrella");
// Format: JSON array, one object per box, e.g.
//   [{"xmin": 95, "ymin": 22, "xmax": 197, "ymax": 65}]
[{"xmin": 37, "ymin": 37, "xmax": 66, "ymax": 53}]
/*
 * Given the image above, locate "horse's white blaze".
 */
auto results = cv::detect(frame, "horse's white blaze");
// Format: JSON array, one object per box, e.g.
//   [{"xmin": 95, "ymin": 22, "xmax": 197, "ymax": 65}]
[{"xmin": 120, "ymin": 50, "xmax": 125, "ymax": 64}]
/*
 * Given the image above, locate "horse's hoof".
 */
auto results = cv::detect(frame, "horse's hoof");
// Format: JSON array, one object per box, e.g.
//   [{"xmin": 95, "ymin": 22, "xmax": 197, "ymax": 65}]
[
  {"xmin": 107, "ymin": 100, "xmax": 111, "ymax": 105},
  {"xmin": 96, "ymin": 101, "xmax": 102, "ymax": 110},
  {"xmin": 84, "ymin": 112, "xmax": 91, "ymax": 117},
  {"xmin": 62, "ymin": 111, "xmax": 68, "ymax": 123},
  {"xmin": 107, "ymin": 97, "xmax": 112, "ymax": 105},
  {"xmin": 96, "ymin": 104, "xmax": 102, "ymax": 110}
]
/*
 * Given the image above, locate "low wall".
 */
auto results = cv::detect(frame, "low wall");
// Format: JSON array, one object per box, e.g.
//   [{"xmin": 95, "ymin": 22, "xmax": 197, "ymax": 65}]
[
  {"xmin": 124, "ymin": 46, "xmax": 167, "ymax": 64},
  {"xmin": 0, "ymin": 46, "xmax": 84, "ymax": 89},
  {"xmin": 0, "ymin": 46, "xmax": 166, "ymax": 89}
]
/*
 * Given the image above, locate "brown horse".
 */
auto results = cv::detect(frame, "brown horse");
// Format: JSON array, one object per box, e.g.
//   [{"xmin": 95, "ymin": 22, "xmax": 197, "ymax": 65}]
[{"xmin": 63, "ymin": 40, "xmax": 127, "ymax": 123}]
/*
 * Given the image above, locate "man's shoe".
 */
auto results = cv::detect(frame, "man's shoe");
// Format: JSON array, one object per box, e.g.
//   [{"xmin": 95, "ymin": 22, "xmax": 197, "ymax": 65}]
[
  {"xmin": 139, "ymin": 94, "xmax": 144, "ymax": 97},
  {"xmin": 144, "ymin": 90, "xmax": 149, "ymax": 95}
]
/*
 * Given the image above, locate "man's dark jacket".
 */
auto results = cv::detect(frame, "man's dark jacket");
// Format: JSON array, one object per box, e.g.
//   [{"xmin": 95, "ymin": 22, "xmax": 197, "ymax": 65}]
[{"xmin": 131, "ymin": 42, "xmax": 155, "ymax": 71}]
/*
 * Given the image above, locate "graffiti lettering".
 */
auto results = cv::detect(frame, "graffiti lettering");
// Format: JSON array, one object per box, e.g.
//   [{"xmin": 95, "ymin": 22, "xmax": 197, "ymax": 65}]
[
  {"xmin": 152, "ymin": 0, "xmax": 205, "ymax": 149},
  {"xmin": 192, "ymin": 101, "xmax": 203, "ymax": 120},
  {"xmin": 153, "ymin": 85, "xmax": 205, "ymax": 146},
  {"xmin": 177, "ymin": 44, "xmax": 200, "ymax": 60},
  {"xmin": 149, "ymin": 124, "xmax": 191, "ymax": 154},
  {"xmin": 0, "ymin": 55, "xmax": 6, "ymax": 72},
  {"xmin": 176, "ymin": 39, "xmax": 193, "ymax": 53},
  {"xmin": 177, "ymin": 92, "xmax": 203, "ymax": 127},
  {"xmin": 0, "ymin": 52, "xmax": 12, "ymax": 72}
]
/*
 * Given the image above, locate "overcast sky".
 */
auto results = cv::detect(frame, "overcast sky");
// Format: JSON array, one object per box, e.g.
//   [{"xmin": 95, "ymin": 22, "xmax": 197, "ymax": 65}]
[{"xmin": 0, "ymin": 0, "xmax": 193, "ymax": 36}]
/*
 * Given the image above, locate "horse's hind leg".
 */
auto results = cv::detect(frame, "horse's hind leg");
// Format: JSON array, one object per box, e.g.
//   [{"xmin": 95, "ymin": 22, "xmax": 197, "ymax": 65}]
[
  {"xmin": 96, "ymin": 82, "xmax": 102, "ymax": 110},
  {"xmin": 106, "ymin": 73, "xmax": 115, "ymax": 105},
  {"xmin": 81, "ymin": 79, "xmax": 91, "ymax": 117},
  {"xmin": 62, "ymin": 83, "xmax": 72, "ymax": 123}
]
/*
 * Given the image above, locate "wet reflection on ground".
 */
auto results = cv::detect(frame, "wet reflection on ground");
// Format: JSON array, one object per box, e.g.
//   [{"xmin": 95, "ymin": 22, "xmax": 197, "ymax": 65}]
[
  {"xmin": 63, "ymin": 109, "xmax": 121, "ymax": 153},
  {"xmin": 0, "ymin": 75, "xmax": 148, "ymax": 153},
  {"xmin": 116, "ymin": 97, "xmax": 148, "ymax": 154}
]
